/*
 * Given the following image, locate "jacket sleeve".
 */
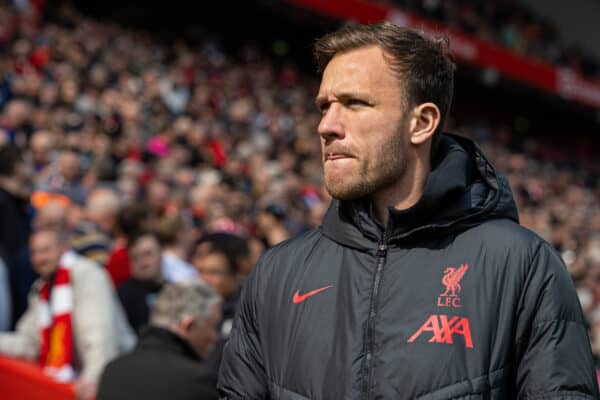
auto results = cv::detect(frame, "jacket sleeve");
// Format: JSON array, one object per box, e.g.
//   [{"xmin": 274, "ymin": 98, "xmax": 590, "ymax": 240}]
[
  {"xmin": 0, "ymin": 292, "xmax": 40, "ymax": 360},
  {"xmin": 218, "ymin": 258, "xmax": 268, "ymax": 399},
  {"xmin": 514, "ymin": 243, "xmax": 599, "ymax": 399},
  {"xmin": 72, "ymin": 260, "xmax": 122, "ymax": 383}
]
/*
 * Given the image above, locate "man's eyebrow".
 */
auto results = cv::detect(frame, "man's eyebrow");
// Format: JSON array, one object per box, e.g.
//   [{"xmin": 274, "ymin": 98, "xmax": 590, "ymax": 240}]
[
  {"xmin": 315, "ymin": 91, "xmax": 371, "ymax": 107},
  {"xmin": 337, "ymin": 91, "xmax": 372, "ymax": 102},
  {"xmin": 315, "ymin": 95, "xmax": 327, "ymax": 108}
]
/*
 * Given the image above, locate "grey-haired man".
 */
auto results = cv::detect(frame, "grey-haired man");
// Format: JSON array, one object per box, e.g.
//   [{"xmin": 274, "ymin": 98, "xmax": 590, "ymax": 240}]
[{"xmin": 98, "ymin": 281, "xmax": 222, "ymax": 400}]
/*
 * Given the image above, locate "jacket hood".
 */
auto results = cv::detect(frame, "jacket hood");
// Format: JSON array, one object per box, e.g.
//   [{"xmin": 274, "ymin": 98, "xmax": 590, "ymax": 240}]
[{"xmin": 320, "ymin": 133, "xmax": 519, "ymax": 251}]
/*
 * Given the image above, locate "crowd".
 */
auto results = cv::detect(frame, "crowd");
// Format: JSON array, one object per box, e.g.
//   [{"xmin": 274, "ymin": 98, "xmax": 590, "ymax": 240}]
[
  {"xmin": 0, "ymin": 1, "xmax": 598, "ymax": 399},
  {"xmin": 383, "ymin": 0, "xmax": 600, "ymax": 81}
]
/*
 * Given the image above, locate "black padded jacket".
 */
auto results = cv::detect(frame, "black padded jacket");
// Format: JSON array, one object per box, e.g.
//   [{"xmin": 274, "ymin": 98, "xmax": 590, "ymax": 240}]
[{"xmin": 218, "ymin": 134, "xmax": 599, "ymax": 400}]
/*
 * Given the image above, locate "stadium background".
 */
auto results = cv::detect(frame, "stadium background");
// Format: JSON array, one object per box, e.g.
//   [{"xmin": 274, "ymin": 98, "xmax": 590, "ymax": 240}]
[{"xmin": 0, "ymin": 0, "xmax": 599, "ymax": 398}]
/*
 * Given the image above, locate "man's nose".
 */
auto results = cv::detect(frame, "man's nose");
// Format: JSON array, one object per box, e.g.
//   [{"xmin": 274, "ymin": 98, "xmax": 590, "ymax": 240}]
[{"xmin": 318, "ymin": 103, "xmax": 345, "ymax": 141}]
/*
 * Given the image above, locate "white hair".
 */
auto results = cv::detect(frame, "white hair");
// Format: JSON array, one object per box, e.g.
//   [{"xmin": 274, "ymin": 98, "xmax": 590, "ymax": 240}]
[{"xmin": 151, "ymin": 280, "xmax": 221, "ymax": 328}]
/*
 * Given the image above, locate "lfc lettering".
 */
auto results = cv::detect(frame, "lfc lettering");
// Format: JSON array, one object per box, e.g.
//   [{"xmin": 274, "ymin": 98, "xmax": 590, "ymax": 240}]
[{"xmin": 437, "ymin": 296, "xmax": 462, "ymax": 308}]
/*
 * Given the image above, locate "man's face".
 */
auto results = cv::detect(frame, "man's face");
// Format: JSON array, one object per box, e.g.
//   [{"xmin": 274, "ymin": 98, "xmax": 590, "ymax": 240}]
[
  {"xmin": 186, "ymin": 303, "xmax": 222, "ymax": 359},
  {"xmin": 147, "ymin": 181, "xmax": 169, "ymax": 212},
  {"xmin": 31, "ymin": 133, "xmax": 52, "ymax": 165},
  {"xmin": 192, "ymin": 247, "xmax": 238, "ymax": 300},
  {"xmin": 59, "ymin": 152, "xmax": 80, "ymax": 182},
  {"xmin": 34, "ymin": 201, "xmax": 68, "ymax": 230},
  {"xmin": 316, "ymin": 45, "xmax": 411, "ymax": 200},
  {"xmin": 30, "ymin": 231, "xmax": 65, "ymax": 279},
  {"xmin": 129, "ymin": 236, "xmax": 162, "ymax": 281}
]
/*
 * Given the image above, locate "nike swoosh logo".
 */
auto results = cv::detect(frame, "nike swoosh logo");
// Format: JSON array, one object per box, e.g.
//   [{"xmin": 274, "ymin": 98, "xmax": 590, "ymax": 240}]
[{"xmin": 292, "ymin": 285, "xmax": 333, "ymax": 304}]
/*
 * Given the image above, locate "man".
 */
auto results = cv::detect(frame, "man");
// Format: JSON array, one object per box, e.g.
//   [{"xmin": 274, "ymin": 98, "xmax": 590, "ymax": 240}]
[
  {"xmin": 218, "ymin": 23, "xmax": 599, "ymax": 399},
  {"xmin": 38, "ymin": 149, "xmax": 87, "ymax": 206},
  {"xmin": 98, "ymin": 281, "xmax": 222, "ymax": 400},
  {"xmin": 192, "ymin": 232, "xmax": 248, "ymax": 336},
  {"xmin": 117, "ymin": 232, "xmax": 165, "ymax": 333},
  {"xmin": 192, "ymin": 233, "xmax": 248, "ymax": 372},
  {"xmin": 34, "ymin": 199, "xmax": 69, "ymax": 231},
  {"xmin": 70, "ymin": 187, "xmax": 121, "ymax": 266},
  {"xmin": 0, "ymin": 228, "xmax": 135, "ymax": 399},
  {"xmin": 105, "ymin": 203, "xmax": 151, "ymax": 287},
  {"xmin": 155, "ymin": 214, "xmax": 199, "ymax": 282},
  {"xmin": 0, "ymin": 144, "xmax": 34, "ymax": 327},
  {"xmin": 255, "ymin": 203, "xmax": 291, "ymax": 248},
  {"xmin": 30, "ymin": 129, "xmax": 54, "ymax": 175}
]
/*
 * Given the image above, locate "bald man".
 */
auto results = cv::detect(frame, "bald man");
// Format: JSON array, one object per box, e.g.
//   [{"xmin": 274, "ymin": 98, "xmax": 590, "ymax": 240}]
[
  {"xmin": 34, "ymin": 200, "xmax": 69, "ymax": 231},
  {"xmin": 70, "ymin": 188, "xmax": 121, "ymax": 266}
]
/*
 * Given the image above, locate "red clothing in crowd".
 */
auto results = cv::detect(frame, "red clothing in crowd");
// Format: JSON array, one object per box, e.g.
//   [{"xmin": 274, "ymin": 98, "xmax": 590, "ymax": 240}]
[{"xmin": 105, "ymin": 245, "xmax": 131, "ymax": 288}]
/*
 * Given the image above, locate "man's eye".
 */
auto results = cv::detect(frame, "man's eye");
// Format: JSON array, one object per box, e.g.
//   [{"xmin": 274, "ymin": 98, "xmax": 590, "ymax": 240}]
[
  {"xmin": 347, "ymin": 99, "xmax": 367, "ymax": 107},
  {"xmin": 319, "ymin": 103, "xmax": 330, "ymax": 114}
]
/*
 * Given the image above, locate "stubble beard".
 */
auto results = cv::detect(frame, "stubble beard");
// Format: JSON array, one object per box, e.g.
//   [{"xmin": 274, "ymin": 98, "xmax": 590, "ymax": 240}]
[{"xmin": 323, "ymin": 133, "xmax": 407, "ymax": 201}]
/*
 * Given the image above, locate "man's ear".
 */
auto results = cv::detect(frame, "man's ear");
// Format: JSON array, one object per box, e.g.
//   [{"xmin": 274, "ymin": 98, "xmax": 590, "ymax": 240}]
[
  {"xmin": 179, "ymin": 314, "xmax": 195, "ymax": 334},
  {"xmin": 409, "ymin": 102, "xmax": 441, "ymax": 146}
]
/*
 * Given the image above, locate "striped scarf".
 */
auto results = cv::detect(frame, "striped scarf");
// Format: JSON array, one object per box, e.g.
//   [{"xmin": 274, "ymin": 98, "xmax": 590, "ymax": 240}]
[{"xmin": 38, "ymin": 251, "xmax": 76, "ymax": 382}]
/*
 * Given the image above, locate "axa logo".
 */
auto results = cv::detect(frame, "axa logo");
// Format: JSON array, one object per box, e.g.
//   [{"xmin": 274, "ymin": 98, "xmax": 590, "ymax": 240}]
[
  {"xmin": 408, "ymin": 314, "xmax": 473, "ymax": 348},
  {"xmin": 437, "ymin": 263, "xmax": 469, "ymax": 308}
]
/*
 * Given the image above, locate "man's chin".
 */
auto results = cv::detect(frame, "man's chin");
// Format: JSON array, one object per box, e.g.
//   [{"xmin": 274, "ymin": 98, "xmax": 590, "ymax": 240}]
[
  {"xmin": 325, "ymin": 181, "xmax": 371, "ymax": 201},
  {"xmin": 36, "ymin": 268, "xmax": 54, "ymax": 280}
]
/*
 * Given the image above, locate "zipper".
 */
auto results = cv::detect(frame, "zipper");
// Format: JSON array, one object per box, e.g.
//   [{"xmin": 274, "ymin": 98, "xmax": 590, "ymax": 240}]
[{"xmin": 360, "ymin": 232, "xmax": 388, "ymax": 400}]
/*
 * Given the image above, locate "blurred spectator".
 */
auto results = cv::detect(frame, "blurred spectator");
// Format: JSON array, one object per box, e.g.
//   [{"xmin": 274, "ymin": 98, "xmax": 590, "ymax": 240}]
[
  {"xmin": 146, "ymin": 179, "xmax": 170, "ymax": 221},
  {"xmin": 97, "ymin": 281, "xmax": 221, "ymax": 400},
  {"xmin": 34, "ymin": 198, "xmax": 69, "ymax": 231},
  {"xmin": 191, "ymin": 232, "xmax": 249, "ymax": 374},
  {"xmin": 70, "ymin": 187, "xmax": 120, "ymax": 266},
  {"xmin": 118, "ymin": 232, "xmax": 165, "ymax": 334},
  {"xmin": 191, "ymin": 232, "xmax": 247, "ymax": 337},
  {"xmin": 0, "ymin": 143, "xmax": 34, "ymax": 327},
  {"xmin": 0, "ymin": 228, "xmax": 135, "ymax": 399},
  {"xmin": 30, "ymin": 129, "xmax": 54, "ymax": 174},
  {"xmin": 155, "ymin": 214, "xmax": 199, "ymax": 282},
  {"xmin": 388, "ymin": 0, "xmax": 600, "ymax": 81},
  {"xmin": 244, "ymin": 236, "xmax": 267, "ymax": 276},
  {"xmin": 255, "ymin": 203, "xmax": 291, "ymax": 247},
  {"xmin": 38, "ymin": 149, "xmax": 87, "ymax": 205},
  {"xmin": 105, "ymin": 203, "xmax": 151, "ymax": 287}
]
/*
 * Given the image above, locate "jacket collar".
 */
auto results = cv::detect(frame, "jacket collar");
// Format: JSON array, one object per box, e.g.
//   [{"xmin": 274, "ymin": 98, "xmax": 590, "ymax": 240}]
[
  {"xmin": 320, "ymin": 133, "xmax": 518, "ymax": 251},
  {"xmin": 137, "ymin": 325, "xmax": 201, "ymax": 361}
]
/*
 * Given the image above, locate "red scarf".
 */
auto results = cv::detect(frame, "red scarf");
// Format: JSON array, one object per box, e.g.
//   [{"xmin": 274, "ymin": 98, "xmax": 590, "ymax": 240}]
[{"xmin": 38, "ymin": 251, "xmax": 76, "ymax": 381}]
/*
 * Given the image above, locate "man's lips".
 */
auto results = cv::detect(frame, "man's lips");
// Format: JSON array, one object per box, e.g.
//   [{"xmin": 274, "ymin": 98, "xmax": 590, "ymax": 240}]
[{"xmin": 325, "ymin": 152, "xmax": 354, "ymax": 161}]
